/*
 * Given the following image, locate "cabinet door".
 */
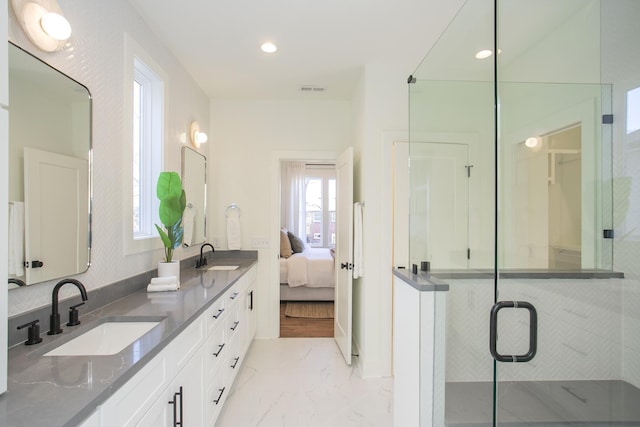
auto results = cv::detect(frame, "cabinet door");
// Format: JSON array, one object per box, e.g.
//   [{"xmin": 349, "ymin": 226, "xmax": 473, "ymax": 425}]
[
  {"xmin": 137, "ymin": 346, "xmax": 204, "ymax": 427},
  {"xmin": 101, "ymin": 349, "xmax": 169, "ymax": 427}
]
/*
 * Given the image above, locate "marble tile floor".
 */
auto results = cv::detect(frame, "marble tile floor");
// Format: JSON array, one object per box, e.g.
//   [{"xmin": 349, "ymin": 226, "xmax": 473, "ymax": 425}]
[{"xmin": 216, "ymin": 338, "xmax": 394, "ymax": 427}]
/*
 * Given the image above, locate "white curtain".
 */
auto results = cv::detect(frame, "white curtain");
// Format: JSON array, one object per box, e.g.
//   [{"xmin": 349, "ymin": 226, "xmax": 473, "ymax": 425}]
[{"xmin": 282, "ymin": 161, "xmax": 306, "ymax": 238}]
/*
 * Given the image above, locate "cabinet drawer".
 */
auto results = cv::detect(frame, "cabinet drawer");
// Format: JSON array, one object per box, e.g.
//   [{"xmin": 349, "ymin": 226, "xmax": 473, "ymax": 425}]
[
  {"xmin": 170, "ymin": 314, "xmax": 205, "ymax": 375},
  {"xmin": 226, "ymin": 304, "xmax": 241, "ymax": 342},
  {"xmin": 206, "ymin": 296, "xmax": 226, "ymax": 335},
  {"xmin": 206, "ymin": 367, "xmax": 228, "ymax": 426},
  {"xmin": 101, "ymin": 350, "xmax": 169, "ymax": 427},
  {"xmin": 225, "ymin": 341, "xmax": 243, "ymax": 386},
  {"xmin": 206, "ymin": 323, "xmax": 227, "ymax": 376}
]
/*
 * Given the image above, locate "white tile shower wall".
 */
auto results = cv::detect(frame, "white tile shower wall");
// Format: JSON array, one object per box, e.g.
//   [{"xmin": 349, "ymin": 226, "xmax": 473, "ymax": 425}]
[
  {"xmin": 7, "ymin": 0, "xmax": 210, "ymax": 316},
  {"xmin": 446, "ymin": 278, "xmax": 623, "ymax": 383}
]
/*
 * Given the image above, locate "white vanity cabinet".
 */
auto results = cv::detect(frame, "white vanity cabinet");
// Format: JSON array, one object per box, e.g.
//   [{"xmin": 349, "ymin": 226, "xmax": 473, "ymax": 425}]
[
  {"xmin": 100, "ymin": 314, "xmax": 205, "ymax": 427},
  {"xmin": 78, "ymin": 265, "xmax": 257, "ymax": 427}
]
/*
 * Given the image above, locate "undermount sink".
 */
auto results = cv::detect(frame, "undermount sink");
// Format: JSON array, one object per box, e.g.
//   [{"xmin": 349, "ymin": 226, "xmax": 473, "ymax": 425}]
[
  {"xmin": 207, "ymin": 265, "xmax": 239, "ymax": 271},
  {"xmin": 44, "ymin": 317, "xmax": 164, "ymax": 357}
]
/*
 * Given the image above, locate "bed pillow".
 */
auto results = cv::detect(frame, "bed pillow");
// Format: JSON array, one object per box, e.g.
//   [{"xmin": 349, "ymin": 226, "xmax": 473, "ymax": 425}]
[
  {"xmin": 280, "ymin": 228, "xmax": 293, "ymax": 258},
  {"xmin": 288, "ymin": 231, "xmax": 305, "ymax": 253}
]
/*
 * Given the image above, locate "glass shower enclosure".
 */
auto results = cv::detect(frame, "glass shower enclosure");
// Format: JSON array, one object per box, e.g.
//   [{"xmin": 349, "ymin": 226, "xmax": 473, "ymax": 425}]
[{"xmin": 407, "ymin": 0, "xmax": 640, "ymax": 425}]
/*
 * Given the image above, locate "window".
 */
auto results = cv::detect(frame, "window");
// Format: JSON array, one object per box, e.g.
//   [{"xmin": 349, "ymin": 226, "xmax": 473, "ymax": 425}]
[
  {"xmin": 124, "ymin": 34, "xmax": 167, "ymax": 254},
  {"xmin": 304, "ymin": 167, "xmax": 336, "ymax": 247},
  {"xmin": 132, "ymin": 58, "xmax": 164, "ymax": 239}
]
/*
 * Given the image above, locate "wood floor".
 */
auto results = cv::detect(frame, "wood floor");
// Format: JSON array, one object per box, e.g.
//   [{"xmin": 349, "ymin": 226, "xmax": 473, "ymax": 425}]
[{"xmin": 279, "ymin": 302, "xmax": 334, "ymax": 338}]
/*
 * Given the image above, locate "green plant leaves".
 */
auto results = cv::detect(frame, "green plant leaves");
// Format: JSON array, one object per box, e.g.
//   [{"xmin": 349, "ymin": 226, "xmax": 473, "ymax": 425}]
[{"xmin": 155, "ymin": 171, "xmax": 187, "ymax": 262}]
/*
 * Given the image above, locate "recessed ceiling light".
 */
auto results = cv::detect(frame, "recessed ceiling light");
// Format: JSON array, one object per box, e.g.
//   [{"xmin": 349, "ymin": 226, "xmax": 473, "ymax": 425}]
[
  {"xmin": 261, "ymin": 42, "xmax": 277, "ymax": 53},
  {"xmin": 475, "ymin": 49, "xmax": 502, "ymax": 59},
  {"xmin": 475, "ymin": 49, "xmax": 493, "ymax": 59}
]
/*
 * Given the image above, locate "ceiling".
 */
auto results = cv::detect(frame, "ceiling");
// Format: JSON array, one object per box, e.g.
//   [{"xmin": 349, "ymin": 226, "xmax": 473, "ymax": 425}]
[{"xmin": 127, "ymin": 0, "xmax": 466, "ymax": 100}]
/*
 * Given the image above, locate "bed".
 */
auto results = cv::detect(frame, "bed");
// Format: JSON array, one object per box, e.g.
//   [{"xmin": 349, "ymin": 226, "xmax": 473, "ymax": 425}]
[{"xmin": 280, "ymin": 247, "xmax": 335, "ymax": 301}]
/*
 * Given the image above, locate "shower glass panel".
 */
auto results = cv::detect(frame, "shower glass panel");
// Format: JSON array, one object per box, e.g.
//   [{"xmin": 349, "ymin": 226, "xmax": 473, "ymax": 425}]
[{"xmin": 408, "ymin": 0, "xmax": 639, "ymax": 425}]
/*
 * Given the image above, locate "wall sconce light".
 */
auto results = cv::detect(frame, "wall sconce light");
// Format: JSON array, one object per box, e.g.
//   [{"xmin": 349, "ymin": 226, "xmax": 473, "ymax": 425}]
[
  {"xmin": 11, "ymin": 0, "xmax": 72, "ymax": 52},
  {"xmin": 190, "ymin": 121, "xmax": 208, "ymax": 149},
  {"xmin": 524, "ymin": 137, "xmax": 540, "ymax": 148}
]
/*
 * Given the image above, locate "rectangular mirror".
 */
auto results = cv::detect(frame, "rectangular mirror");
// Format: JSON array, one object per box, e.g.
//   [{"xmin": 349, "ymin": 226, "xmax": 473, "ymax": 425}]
[
  {"xmin": 8, "ymin": 42, "xmax": 92, "ymax": 287},
  {"xmin": 181, "ymin": 147, "xmax": 207, "ymax": 247}
]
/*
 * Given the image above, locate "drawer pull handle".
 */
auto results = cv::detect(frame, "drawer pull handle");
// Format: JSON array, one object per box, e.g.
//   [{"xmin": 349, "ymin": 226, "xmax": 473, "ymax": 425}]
[
  {"xmin": 230, "ymin": 292, "xmax": 239, "ymax": 300},
  {"xmin": 231, "ymin": 356, "xmax": 240, "ymax": 369},
  {"xmin": 212, "ymin": 308, "xmax": 225, "ymax": 319},
  {"xmin": 214, "ymin": 387, "xmax": 226, "ymax": 405},
  {"xmin": 213, "ymin": 343, "xmax": 225, "ymax": 357},
  {"xmin": 230, "ymin": 321, "xmax": 240, "ymax": 331}
]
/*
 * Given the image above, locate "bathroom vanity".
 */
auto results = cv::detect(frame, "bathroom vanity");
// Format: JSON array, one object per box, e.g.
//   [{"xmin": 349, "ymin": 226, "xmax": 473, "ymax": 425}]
[{"xmin": 0, "ymin": 254, "xmax": 257, "ymax": 426}]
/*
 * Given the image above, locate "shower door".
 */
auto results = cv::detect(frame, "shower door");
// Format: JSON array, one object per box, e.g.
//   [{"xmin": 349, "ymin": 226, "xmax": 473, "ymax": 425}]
[{"xmin": 490, "ymin": 0, "xmax": 639, "ymax": 425}]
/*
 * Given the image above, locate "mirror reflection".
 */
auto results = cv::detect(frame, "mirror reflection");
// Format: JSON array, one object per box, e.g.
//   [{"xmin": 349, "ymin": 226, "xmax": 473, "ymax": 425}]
[
  {"xmin": 181, "ymin": 147, "xmax": 207, "ymax": 247},
  {"xmin": 8, "ymin": 42, "xmax": 92, "ymax": 287}
]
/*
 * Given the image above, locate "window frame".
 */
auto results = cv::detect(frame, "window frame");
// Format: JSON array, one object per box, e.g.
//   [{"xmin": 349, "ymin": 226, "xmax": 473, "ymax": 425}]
[{"xmin": 123, "ymin": 34, "xmax": 167, "ymax": 255}]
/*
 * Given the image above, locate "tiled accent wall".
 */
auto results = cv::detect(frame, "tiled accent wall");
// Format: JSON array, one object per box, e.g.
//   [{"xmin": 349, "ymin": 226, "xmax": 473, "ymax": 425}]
[{"xmin": 7, "ymin": 0, "xmax": 210, "ymax": 316}]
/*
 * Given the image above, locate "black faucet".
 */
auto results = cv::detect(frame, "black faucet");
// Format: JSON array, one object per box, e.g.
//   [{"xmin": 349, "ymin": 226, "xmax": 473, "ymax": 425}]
[
  {"xmin": 8, "ymin": 278, "xmax": 26, "ymax": 287},
  {"xmin": 196, "ymin": 243, "xmax": 215, "ymax": 268},
  {"xmin": 48, "ymin": 279, "xmax": 88, "ymax": 335}
]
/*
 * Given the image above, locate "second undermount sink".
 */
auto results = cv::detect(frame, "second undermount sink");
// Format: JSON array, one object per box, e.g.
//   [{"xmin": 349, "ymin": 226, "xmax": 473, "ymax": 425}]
[
  {"xmin": 207, "ymin": 265, "xmax": 239, "ymax": 271},
  {"xmin": 44, "ymin": 317, "xmax": 164, "ymax": 357}
]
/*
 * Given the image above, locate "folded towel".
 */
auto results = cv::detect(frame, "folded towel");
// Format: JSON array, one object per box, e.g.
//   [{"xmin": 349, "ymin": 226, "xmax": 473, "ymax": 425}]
[
  {"xmin": 8, "ymin": 202, "xmax": 25, "ymax": 277},
  {"xmin": 151, "ymin": 276, "xmax": 177, "ymax": 285},
  {"xmin": 353, "ymin": 202, "xmax": 364, "ymax": 279},
  {"xmin": 227, "ymin": 212, "xmax": 241, "ymax": 250},
  {"xmin": 146, "ymin": 283, "xmax": 179, "ymax": 292}
]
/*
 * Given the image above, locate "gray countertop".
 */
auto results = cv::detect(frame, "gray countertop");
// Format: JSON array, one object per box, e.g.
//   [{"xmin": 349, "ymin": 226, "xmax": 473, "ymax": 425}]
[
  {"xmin": 393, "ymin": 269, "xmax": 450, "ymax": 292},
  {"xmin": 0, "ymin": 253, "xmax": 258, "ymax": 427}
]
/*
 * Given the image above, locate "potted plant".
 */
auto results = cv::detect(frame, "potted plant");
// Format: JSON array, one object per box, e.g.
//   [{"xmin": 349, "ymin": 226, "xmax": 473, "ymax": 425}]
[{"xmin": 155, "ymin": 171, "xmax": 186, "ymax": 282}]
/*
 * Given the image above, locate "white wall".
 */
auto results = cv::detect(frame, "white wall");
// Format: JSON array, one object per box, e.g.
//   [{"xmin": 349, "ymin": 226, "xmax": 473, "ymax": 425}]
[
  {"xmin": 352, "ymin": 64, "xmax": 411, "ymax": 377},
  {"xmin": 7, "ymin": 0, "xmax": 210, "ymax": 315},
  {"xmin": 209, "ymin": 99, "xmax": 351, "ymax": 339}
]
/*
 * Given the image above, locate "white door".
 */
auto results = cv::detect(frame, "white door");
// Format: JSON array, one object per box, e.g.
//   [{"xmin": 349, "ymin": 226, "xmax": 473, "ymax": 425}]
[
  {"xmin": 334, "ymin": 147, "xmax": 353, "ymax": 365},
  {"xmin": 410, "ymin": 143, "xmax": 469, "ymax": 269},
  {"xmin": 24, "ymin": 147, "xmax": 89, "ymax": 284}
]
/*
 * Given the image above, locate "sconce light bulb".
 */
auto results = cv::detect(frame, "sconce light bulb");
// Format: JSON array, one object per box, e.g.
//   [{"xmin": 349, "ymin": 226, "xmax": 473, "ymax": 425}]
[
  {"xmin": 525, "ymin": 137, "xmax": 540, "ymax": 148},
  {"xmin": 195, "ymin": 131, "xmax": 208, "ymax": 144},
  {"xmin": 40, "ymin": 12, "xmax": 72, "ymax": 41}
]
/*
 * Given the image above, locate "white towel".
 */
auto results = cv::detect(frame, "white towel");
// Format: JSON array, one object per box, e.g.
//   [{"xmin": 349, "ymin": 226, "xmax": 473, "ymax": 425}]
[
  {"xmin": 8, "ymin": 202, "xmax": 25, "ymax": 277},
  {"xmin": 150, "ymin": 276, "xmax": 178, "ymax": 285},
  {"xmin": 353, "ymin": 202, "xmax": 364, "ymax": 279},
  {"xmin": 227, "ymin": 211, "xmax": 242, "ymax": 250},
  {"xmin": 182, "ymin": 206, "xmax": 197, "ymax": 247},
  {"xmin": 146, "ymin": 283, "xmax": 179, "ymax": 292}
]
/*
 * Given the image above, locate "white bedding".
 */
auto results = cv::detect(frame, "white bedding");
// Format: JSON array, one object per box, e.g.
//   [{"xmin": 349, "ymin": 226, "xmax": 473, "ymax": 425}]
[{"xmin": 280, "ymin": 247, "xmax": 335, "ymax": 288}]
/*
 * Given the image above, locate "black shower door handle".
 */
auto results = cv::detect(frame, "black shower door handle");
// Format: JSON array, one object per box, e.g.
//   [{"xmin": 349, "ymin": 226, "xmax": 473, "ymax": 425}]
[{"xmin": 489, "ymin": 301, "xmax": 538, "ymax": 363}]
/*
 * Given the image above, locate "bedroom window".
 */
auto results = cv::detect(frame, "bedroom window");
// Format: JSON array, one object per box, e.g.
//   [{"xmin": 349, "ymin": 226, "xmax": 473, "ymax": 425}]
[{"xmin": 305, "ymin": 167, "xmax": 336, "ymax": 247}]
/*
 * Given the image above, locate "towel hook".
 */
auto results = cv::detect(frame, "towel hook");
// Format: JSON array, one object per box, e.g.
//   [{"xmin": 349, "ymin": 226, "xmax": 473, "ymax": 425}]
[{"xmin": 226, "ymin": 203, "xmax": 241, "ymax": 217}]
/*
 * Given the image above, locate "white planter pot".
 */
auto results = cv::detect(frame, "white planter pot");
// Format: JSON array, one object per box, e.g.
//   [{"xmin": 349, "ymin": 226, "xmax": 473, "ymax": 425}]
[{"xmin": 158, "ymin": 260, "xmax": 180, "ymax": 285}]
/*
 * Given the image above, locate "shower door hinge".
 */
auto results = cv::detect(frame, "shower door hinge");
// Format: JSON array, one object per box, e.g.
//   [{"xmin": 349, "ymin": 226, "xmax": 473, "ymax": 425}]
[
  {"xmin": 467, "ymin": 248, "xmax": 471, "ymax": 260},
  {"xmin": 465, "ymin": 165, "xmax": 474, "ymax": 177},
  {"xmin": 602, "ymin": 114, "xmax": 613, "ymax": 124},
  {"xmin": 603, "ymin": 229, "xmax": 614, "ymax": 239}
]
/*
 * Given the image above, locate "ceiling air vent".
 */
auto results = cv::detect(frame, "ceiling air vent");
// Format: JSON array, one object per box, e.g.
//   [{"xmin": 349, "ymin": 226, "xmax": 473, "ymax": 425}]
[{"xmin": 299, "ymin": 85, "xmax": 326, "ymax": 93}]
